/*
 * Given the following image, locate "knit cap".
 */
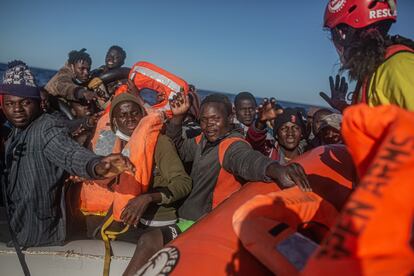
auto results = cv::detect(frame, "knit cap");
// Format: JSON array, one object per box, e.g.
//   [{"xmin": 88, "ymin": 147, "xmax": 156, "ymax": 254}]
[
  {"xmin": 319, "ymin": 113, "xmax": 342, "ymax": 131},
  {"xmin": 273, "ymin": 108, "xmax": 306, "ymax": 135},
  {"xmin": 0, "ymin": 60, "xmax": 39, "ymax": 99},
  {"xmin": 109, "ymin": 93, "xmax": 147, "ymax": 132}
]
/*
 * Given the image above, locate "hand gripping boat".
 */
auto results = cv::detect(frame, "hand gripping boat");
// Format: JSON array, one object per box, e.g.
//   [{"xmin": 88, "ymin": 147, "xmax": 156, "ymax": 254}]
[
  {"xmin": 135, "ymin": 144, "xmax": 356, "ymax": 276},
  {"xmin": 0, "ymin": 143, "xmax": 355, "ymax": 276},
  {"xmin": 137, "ymin": 104, "xmax": 414, "ymax": 276}
]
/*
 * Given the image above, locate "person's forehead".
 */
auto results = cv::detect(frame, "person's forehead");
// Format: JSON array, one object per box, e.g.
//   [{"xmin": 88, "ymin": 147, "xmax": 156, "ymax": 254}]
[
  {"xmin": 3, "ymin": 94, "xmax": 29, "ymax": 101},
  {"xmin": 75, "ymin": 60, "xmax": 90, "ymax": 67},
  {"xmin": 282, "ymin": 121, "xmax": 299, "ymax": 128},
  {"xmin": 200, "ymin": 102, "xmax": 226, "ymax": 115},
  {"xmin": 116, "ymin": 101, "xmax": 139, "ymax": 111},
  {"xmin": 236, "ymin": 98, "xmax": 256, "ymax": 107},
  {"xmin": 322, "ymin": 125, "xmax": 340, "ymax": 132},
  {"xmin": 108, "ymin": 49, "xmax": 122, "ymax": 56}
]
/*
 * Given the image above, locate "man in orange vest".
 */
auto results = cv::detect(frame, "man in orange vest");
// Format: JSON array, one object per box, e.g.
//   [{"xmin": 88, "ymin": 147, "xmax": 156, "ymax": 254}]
[
  {"xmin": 123, "ymin": 92, "xmax": 311, "ymax": 275},
  {"xmin": 319, "ymin": 0, "xmax": 414, "ymax": 111},
  {"xmin": 79, "ymin": 92, "xmax": 192, "ymax": 245}
]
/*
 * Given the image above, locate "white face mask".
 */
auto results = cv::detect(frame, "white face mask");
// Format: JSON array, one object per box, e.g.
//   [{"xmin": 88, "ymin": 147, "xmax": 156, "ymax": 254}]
[{"xmin": 115, "ymin": 129, "xmax": 130, "ymax": 141}]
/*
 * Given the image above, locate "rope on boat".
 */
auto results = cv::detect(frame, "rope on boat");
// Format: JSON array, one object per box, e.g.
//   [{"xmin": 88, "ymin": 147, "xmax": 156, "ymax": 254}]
[{"xmin": 0, "ymin": 248, "xmax": 132, "ymax": 261}]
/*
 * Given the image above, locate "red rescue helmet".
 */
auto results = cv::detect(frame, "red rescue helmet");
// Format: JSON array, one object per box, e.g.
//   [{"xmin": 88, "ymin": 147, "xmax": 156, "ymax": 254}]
[{"xmin": 324, "ymin": 0, "xmax": 397, "ymax": 29}]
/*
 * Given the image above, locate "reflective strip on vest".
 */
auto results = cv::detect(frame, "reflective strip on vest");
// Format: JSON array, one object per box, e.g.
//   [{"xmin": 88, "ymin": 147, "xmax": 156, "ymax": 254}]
[{"xmin": 131, "ymin": 65, "xmax": 182, "ymax": 93}]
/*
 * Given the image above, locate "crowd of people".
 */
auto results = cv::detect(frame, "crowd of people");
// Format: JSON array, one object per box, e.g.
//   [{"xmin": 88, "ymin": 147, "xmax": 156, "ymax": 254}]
[{"xmin": 0, "ymin": 0, "xmax": 413, "ymax": 275}]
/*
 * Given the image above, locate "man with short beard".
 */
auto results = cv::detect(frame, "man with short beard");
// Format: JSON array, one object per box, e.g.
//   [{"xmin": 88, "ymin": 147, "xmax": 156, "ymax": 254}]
[
  {"xmin": 0, "ymin": 61, "xmax": 134, "ymax": 247},
  {"xmin": 233, "ymin": 91, "xmax": 257, "ymax": 135},
  {"xmin": 123, "ymin": 93, "xmax": 310, "ymax": 275},
  {"xmin": 45, "ymin": 48, "xmax": 98, "ymax": 103},
  {"xmin": 247, "ymin": 103, "xmax": 306, "ymax": 164}
]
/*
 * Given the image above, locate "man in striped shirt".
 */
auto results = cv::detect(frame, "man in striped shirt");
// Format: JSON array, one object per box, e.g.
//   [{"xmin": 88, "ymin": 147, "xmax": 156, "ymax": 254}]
[{"xmin": 0, "ymin": 61, "xmax": 134, "ymax": 247}]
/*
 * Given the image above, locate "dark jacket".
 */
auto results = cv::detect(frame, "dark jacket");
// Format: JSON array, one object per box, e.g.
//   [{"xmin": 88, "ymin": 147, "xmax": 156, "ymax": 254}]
[
  {"xmin": 166, "ymin": 122, "xmax": 276, "ymax": 221},
  {"xmin": 3, "ymin": 113, "xmax": 100, "ymax": 247}
]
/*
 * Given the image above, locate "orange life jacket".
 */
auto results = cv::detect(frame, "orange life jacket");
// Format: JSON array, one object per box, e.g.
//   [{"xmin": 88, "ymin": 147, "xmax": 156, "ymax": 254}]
[
  {"xmin": 355, "ymin": 44, "xmax": 414, "ymax": 104},
  {"xmin": 232, "ymin": 187, "xmax": 336, "ymax": 276},
  {"xmin": 80, "ymin": 113, "xmax": 114, "ymax": 215},
  {"xmin": 129, "ymin": 61, "xmax": 189, "ymax": 117},
  {"xmin": 303, "ymin": 104, "xmax": 414, "ymax": 276},
  {"xmin": 79, "ymin": 112, "xmax": 163, "ymax": 221},
  {"xmin": 103, "ymin": 62, "xmax": 189, "ymax": 116},
  {"xmin": 194, "ymin": 134, "xmax": 248, "ymax": 208},
  {"xmin": 231, "ymin": 145, "xmax": 355, "ymax": 275}
]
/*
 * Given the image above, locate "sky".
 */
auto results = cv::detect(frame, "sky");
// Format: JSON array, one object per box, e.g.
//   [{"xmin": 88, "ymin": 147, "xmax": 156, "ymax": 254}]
[{"xmin": 1, "ymin": 0, "xmax": 413, "ymax": 106}]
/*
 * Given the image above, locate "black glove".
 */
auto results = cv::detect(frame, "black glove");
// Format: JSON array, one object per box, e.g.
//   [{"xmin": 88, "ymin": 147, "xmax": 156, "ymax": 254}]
[{"xmin": 319, "ymin": 75, "xmax": 350, "ymax": 112}]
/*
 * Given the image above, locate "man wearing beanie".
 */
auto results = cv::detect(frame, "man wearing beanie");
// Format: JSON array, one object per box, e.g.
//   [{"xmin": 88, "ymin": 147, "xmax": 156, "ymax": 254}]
[
  {"xmin": 247, "ymin": 101, "xmax": 305, "ymax": 164},
  {"xmin": 0, "ymin": 61, "xmax": 134, "ymax": 247}
]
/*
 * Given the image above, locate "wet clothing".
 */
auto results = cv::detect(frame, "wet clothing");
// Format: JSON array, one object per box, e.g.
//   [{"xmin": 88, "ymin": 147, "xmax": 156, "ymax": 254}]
[
  {"xmin": 362, "ymin": 50, "xmax": 414, "ymax": 111},
  {"xmin": 166, "ymin": 122, "xmax": 277, "ymax": 221},
  {"xmin": 2, "ymin": 114, "xmax": 101, "ymax": 247},
  {"xmin": 45, "ymin": 63, "xmax": 87, "ymax": 101}
]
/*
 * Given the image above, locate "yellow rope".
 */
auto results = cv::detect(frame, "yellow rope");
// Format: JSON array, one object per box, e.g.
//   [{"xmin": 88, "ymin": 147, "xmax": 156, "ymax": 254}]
[{"xmin": 101, "ymin": 215, "xmax": 130, "ymax": 276}]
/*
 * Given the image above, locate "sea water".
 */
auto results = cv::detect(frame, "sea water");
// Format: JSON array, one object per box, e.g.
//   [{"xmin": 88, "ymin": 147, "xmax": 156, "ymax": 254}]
[{"xmin": 0, "ymin": 63, "xmax": 315, "ymax": 113}]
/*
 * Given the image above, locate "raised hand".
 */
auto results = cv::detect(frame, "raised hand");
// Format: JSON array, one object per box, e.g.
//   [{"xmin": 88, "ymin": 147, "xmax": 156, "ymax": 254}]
[
  {"xmin": 266, "ymin": 162, "xmax": 311, "ymax": 192},
  {"xmin": 169, "ymin": 92, "xmax": 191, "ymax": 117},
  {"xmin": 319, "ymin": 75, "xmax": 350, "ymax": 112},
  {"xmin": 94, "ymin": 153, "xmax": 135, "ymax": 179},
  {"xmin": 255, "ymin": 98, "xmax": 283, "ymax": 130},
  {"xmin": 126, "ymin": 79, "xmax": 140, "ymax": 97}
]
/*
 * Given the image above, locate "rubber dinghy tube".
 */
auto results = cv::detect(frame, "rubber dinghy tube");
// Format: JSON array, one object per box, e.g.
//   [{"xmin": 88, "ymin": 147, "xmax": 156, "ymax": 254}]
[{"xmin": 99, "ymin": 67, "xmax": 130, "ymax": 85}]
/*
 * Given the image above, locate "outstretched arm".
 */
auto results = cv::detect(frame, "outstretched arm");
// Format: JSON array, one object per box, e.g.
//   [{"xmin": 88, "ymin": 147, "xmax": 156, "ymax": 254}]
[
  {"xmin": 43, "ymin": 119, "xmax": 134, "ymax": 179},
  {"xmin": 223, "ymin": 141, "xmax": 310, "ymax": 192}
]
